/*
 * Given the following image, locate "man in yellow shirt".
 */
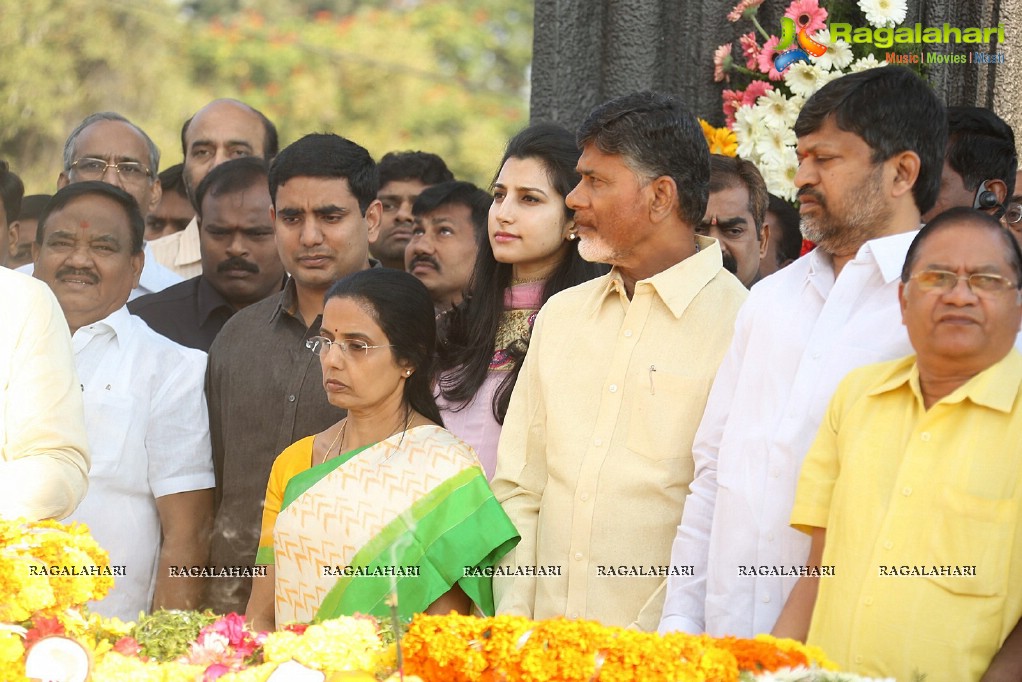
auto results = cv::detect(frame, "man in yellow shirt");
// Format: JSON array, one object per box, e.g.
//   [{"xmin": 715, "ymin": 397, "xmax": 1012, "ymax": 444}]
[
  {"xmin": 775, "ymin": 208, "xmax": 1022, "ymax": 681},
  {"xmin": 491, "ymin": 91, "xmax": 748, "ymax": 630}
]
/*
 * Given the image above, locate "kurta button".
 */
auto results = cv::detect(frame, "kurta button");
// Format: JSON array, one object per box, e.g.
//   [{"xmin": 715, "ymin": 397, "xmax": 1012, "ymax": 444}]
[
  {"xmin": 609, "ymin": 384, "xmax": 618, "ymax": 393},
  {"xmin": 594, "ymin": 437, "xmax": 603, "ymax": 446},
  {"xmin": 288, "ymin": 394, "xmax": 296, "ymax": 402},
  {"xmin": 574, "ymin": 552, "xmax": 583, "ymax": 561},
  {"xmin": 624, "ymin": 330, "xmax": 633, "ymax": 338},
  {"xmin": 864, "ymin": 597, "xmax": 874, "ymax": 606},
  {"xmin": 902, "ymin": 487, "xmax": 912, "ymax": 496},
  {"xmin": 883, "ymin": 540, "xmax": 893, "ymax": 550},
  {"xmin": 580, "ymin": 493, "xmax": 589, "ymax": 502},
  {"xmin": 921, "ymin": 432, "xmax": 931, "ymax": 441},
  {"xmin": 761, "ymin": 594, "xmax": 771, "ymax": 603}
]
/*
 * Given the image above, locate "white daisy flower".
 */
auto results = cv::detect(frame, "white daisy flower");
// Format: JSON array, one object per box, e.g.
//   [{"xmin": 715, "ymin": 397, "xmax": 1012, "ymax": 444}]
[
  {"xmin": 849, "ymin": 53, "xmax": 890, "ymax": 72},
  {"xmin": 784, "ymin": 62, "xmax": 825, "ymax": 98},
  {"xmin": 756, "ymin": 89, "xmax": 794, "ymax": 129},
  {"xmin": 754, "ymin": 124, "xmax": 797, "ymax": 166},
  {"xmin": 811, "ymin": 29, "xmax": 854, "ymax": 71},
  {"xmin": 759, "ymin": 147, "xmax": 800, "ymax": 202},
  {"xmin": 733, "ymin": 105, "xmax": 765, "ymax": 160},
  {"xmin": 859, "ymin": 0, "xmax": 908, "ymax": 28}
]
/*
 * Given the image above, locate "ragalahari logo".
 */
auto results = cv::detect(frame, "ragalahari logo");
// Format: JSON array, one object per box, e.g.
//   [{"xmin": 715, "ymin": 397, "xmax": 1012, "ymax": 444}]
[{"xmin": 773, "ymin": 14, "xmax": 828, "ymax": 72}]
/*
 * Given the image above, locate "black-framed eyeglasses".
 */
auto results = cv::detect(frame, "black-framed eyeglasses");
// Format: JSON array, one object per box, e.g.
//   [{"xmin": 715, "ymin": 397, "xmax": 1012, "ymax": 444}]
[
  {"xmin": 69, "ymin": 157, "xmax": 152, "ymax": 183},
  {"xmin": 306, "ymin": 336, "xmax": 395, "ymax": 359},
  {"xmin": 909, "ymin": 269, "xmax": 1018, "ymax": 295}
]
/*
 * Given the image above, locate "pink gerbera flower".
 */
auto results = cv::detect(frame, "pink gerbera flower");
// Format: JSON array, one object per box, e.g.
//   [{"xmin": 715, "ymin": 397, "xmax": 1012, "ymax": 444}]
[
  {"xmin": 739, "ymin": 32, "xmax": 761, "ymax": 70},
  {"xmin": 722, "ymin": 88, "xmax": 746, "ymax": 128},
  {"xmin": 713, "ymin": 43, "xmax": 734, "ymax": 82},
  {"xmin": 742, "ymin": 79, "xmax": 774, "ymax": 106},
  {"xmin": 784, "ymin": 0, "xmax": 828, "ymax": 37},
  {"xmin": 756, "ymin": 36, "xmax": 785, "ymax": 81},
  {"xmin": 727, "ymin": 0, "xmax": 765, "ymax": 22}
]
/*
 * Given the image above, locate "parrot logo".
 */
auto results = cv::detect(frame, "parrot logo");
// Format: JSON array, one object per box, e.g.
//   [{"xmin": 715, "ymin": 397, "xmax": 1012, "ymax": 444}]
[{"xmin": 773, "ymin": 14, "xmax": 828, "ymax": 72}]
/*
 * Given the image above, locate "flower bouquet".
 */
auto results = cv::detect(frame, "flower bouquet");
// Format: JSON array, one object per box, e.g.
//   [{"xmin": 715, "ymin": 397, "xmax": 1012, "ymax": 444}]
[{"xmin": 710, "ymin": 0, "xmax": 916, "ymax": 200}]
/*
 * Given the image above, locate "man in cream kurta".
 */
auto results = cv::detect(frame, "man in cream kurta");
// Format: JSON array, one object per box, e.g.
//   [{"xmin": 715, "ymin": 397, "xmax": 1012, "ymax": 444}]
[
  {"xmin": 491, "ymin": 92, "xmax": 747, "ymax": 631},
  {"xmin": 0, "ymin": 268, "xmax": 90, "ymax": 520}
]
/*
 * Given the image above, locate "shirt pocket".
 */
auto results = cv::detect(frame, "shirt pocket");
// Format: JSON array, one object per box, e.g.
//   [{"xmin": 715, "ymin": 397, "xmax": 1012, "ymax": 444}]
[
  {"xmin": 626, "ymin": 370, "xmax": 707, "ymax": 463},
  {"xmin": 82, "ymin": 389, "xmax": 136, "ymax": 481},
  {"xmin": 923, "ymin": 485, "xmax": 1016, "ymax": 598}
]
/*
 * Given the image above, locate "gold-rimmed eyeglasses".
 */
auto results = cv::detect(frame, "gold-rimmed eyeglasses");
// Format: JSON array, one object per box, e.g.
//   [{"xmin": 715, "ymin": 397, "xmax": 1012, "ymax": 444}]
[
  {"xmin": 909, "ymin": 269, "xmax": 1018, "ymax": 295},
  {"xmin": 69, "ymin": 157, "xmax": 152, "ymax": 183}
]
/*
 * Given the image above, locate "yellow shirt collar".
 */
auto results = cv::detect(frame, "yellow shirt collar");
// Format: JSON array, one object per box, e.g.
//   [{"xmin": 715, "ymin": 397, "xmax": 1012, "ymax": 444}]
[
  {"xmin": 868, "ymin": 348, "xmax": 1022, "ymax": 413},
  {"xmin": 587, "ymin": 235, "xmax": 726, "ymax": 319}
]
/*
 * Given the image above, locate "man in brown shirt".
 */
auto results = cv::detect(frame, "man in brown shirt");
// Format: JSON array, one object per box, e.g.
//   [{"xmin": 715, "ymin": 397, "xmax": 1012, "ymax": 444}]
[{"xmin": 205, "ymin": 133, "xmax": 382, "ymax": 614}]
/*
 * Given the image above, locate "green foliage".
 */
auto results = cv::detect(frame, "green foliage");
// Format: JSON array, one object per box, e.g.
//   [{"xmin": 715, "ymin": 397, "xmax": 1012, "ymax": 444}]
[
  {"xmin": 0, "ymin": 0, "xmax": 532, "ymax": 192},
  {"xmin": 0, "ymin": 0, "xmax": 198, "ymax": 191},
  {"xmin": 132, "ymin": 608, "xmax": 218, "ymax": 661}
]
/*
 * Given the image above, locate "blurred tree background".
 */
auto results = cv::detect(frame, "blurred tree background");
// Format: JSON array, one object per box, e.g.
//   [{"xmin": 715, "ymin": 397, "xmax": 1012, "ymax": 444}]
[{"xmin": 0, "ymin": 0, "xmax": 533, "ymax": 193}]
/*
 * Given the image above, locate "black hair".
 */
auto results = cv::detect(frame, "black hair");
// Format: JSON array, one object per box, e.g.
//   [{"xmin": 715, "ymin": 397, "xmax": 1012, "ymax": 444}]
[
  {"xmin": 945, "ymin": 106, "xmax": 1017, "ymax": 199},
  {"xmin": 767, "ymin": 194, "xmax": 802, "ymax": 266},
  {"xmin": 708, "ymin": 155, "xmax": 769, "ymax": 237},
  {"xmin": 159, "ymin": 163, "xmax": 189, "ymax": 200},
  {"xmin": 901, "ymin": 207, "xmax": 1022, "ymax": 287},
  {"xmin": 577, "ymin": 91, "xmax": 710, "ymax": 225},
  {"xmin": 324, "ymin": 269, "xmax": 444, "ymax": 426},
  {"xmin": 794, "ymin": 66, "xmax": 946, "ymax": 216},
  {"xmin": 37, "ymin": 181, "xmax": 145, "ymax": 254},
  {"xmin": 411, "ymin": 181, "xmax": 490, "ymax": 240},
  {"xmin": 438, "ymin": 122, "xmax": 607, "ymax": 422},
  {"xmin": 17, "ymin": 194, "xmax": 51, "ymax": 221},
  {"xmin": 378, "ymin": 151, "xmax": 454, "ymax": 187},
  {"xmin": 0, "ymin": 160, "xmax": 24, "ymax": 225},
  {"xmin": 180, "ymin": 99, "xmax": 279, "ymax": 160},
  {"xmin": 268, "ymin": 134, "xmax": 378, "ymax": 213},
  {"xmin": 193, "ymin": 156, "xmax": 269, "ymax": 217}
]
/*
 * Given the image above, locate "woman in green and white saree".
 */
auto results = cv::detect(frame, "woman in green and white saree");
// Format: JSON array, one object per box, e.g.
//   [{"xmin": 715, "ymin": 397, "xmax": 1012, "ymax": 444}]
[{"xmin": 245, "ymin": 269, "xmax": 520, "ymax": 631}]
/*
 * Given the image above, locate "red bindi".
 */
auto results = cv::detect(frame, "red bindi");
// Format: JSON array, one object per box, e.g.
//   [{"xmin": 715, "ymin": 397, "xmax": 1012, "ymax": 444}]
[{"xmin": 79, "ymin": 220, "xmax": 90, "ymax": 229}]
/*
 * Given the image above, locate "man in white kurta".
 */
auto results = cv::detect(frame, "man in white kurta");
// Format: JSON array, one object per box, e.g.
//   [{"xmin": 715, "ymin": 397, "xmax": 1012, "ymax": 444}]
[
  {"xmin": 33, "ymin": 182, "xmax": 214, "ymax": 620},
  {"xmin": 659, "ymin": 66, "xmax": 953, "ymax": 637}
]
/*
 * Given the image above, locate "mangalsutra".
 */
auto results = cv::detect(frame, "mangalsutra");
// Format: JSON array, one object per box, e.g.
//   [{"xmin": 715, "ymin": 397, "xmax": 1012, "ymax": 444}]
[
  {"xmin": 323, "ymin": 419, "xmax": 347, "ymax": 463},
  {"xmin": 376, "ymin": 406, "xmax": 415, "ymax": 466}
]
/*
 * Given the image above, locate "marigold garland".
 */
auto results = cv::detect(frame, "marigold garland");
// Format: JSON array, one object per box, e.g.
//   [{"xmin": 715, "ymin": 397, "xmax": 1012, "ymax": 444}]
[
  {"xmin": 0, "ymin": 518, "xmax": 113, "ymax": 627},
  {"xmin": 401, "ymin": 615, "xmax": 834, "ymax": 682}
]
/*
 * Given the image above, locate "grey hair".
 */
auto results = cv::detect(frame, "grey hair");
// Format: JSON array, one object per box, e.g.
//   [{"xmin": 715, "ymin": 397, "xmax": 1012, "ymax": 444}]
[
  {"xmin": 576, "ymin": 91, "xmax": 710, "ymax": 226},
  {"xmin": 62, "ymin": 112, "xmax": 161, "ymax": 175}
]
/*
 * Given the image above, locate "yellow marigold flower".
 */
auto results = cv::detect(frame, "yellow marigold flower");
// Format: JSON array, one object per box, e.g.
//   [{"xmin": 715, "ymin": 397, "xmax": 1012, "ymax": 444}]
[
  {"xmin": 217, "ymin": 662, "xmax": 277, "ymax": 682},
  {"xmin": 263, "ymin": 618, "xmax": 382, "ymax": 673},
  {"xmin": 0, "ymin": 628, "xmax": 25, "ymax": 665}
]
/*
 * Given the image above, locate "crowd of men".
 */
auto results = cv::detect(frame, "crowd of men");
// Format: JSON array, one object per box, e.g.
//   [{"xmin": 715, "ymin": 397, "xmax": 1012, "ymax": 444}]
[{"xmin": 1, "ymin": 64, "xmax": 1021, "ymax": 680}]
